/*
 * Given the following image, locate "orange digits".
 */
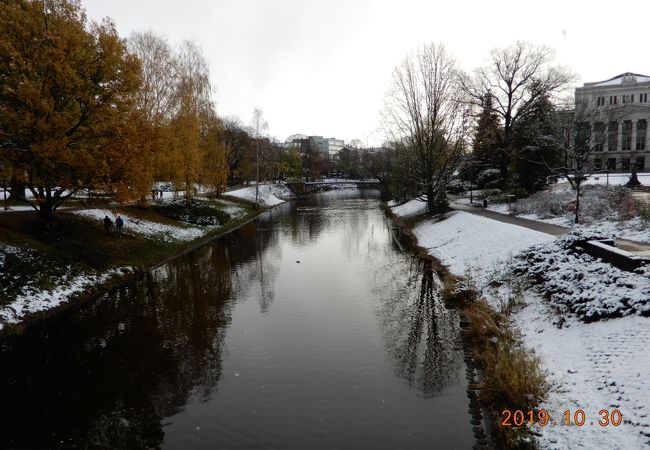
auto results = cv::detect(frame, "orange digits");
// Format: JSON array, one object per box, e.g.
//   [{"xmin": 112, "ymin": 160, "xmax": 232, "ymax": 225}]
[{"xmin": 501, "ymin": 409, "xmax": 621, "ymax": 427}]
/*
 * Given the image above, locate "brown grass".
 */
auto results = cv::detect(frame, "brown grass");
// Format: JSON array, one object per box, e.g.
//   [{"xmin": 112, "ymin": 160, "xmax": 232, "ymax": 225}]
[{"xmin": 449, "ymin": 288, "xmax": 548, "ymax": 449}]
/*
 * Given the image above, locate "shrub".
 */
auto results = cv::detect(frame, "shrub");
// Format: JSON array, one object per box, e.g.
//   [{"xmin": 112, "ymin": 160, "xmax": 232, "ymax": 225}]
[
  {"xmin": 640, "ymin": 207, "xmax": 650, "ymax": 224},
  {"xmin": 154, "ymin": 200, "xmax": 231, "ymax": 226},
  {"xmin": 477, "ymin": 168, "xmax": 502, "ymax": 188},
  {"xmin": 463, "ymin": 298, "xmax": 548, "ymax": 449},
  {"xmin": 516, "ymin": 185, "xmax": 641, "ymax": 223}
]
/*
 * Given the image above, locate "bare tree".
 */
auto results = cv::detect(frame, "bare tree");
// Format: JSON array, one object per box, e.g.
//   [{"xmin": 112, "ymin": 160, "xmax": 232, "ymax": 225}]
[
  {"xmin": 383, "ymin": 42, "xmax": 471, "ymax": 212},
  {"xmin": 461, "ymin": 41, "xmax": 575, "ymax": 182},
  {"xmin": 546, "ymin": 95, "xmax": 622, "ymax": 223},
  {"xmin": 250, "ymin": 108, "xmax": 268, "ymax": 207}
]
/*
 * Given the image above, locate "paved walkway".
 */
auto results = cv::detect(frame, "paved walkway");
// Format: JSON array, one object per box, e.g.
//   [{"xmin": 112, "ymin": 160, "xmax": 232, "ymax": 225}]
[{"xmin": 450, "ymin": 201, "xmax": 650, "ymax": 258}]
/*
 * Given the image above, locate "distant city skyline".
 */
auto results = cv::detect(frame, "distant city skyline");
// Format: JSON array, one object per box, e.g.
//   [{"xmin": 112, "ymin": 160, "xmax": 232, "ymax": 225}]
[{"xmin": 82, "ymin": 0, "xmax": 650, "ymax": 146}]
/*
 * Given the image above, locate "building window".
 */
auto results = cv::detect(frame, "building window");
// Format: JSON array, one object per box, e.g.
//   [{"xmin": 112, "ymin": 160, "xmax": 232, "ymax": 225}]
[
  {"xmin": 621, "ymin": 157, "xmax": 631, "ymax": 170},
  {"xmin": 594, "ymin": 158, "xmax": 602, "ymax": 169},
  {"xmin": 636, "ymin": 157, "xmax": 646, "ymax": 170},
  {"xmin": 622, "ymin": 94, "xmax": 635, "ymax": 103},
  {"xmin": 609, "ymin": 96, "xmax": 616, "ymax": 105},
  {"xmin": 622, "ymin": 120, "xmax": 632, "ymax": 151},
  {"xmin": 608, "ymin": 121, "xmax": 618, "ymax": 151},
  {"xmin": 637, "ymin": 119, "xmax": 647, "ymax": 150},
  {"xmin": 574, "ymin": 122, "xmax": 591, "ymax": 150},
  {"xmin": 594, "ymin": 122, "xmax": 605, "ymax": 151},
  {"xmin": 607, "ymin": 158, "xmax": 617, "ymax": 170},
  {"xmin": 641, "ymin": 93, "xmax": 648, "ymax": 103},
  {"xmin": 597, "ymin": 96, "xmax": 605, "ymax": 106}
]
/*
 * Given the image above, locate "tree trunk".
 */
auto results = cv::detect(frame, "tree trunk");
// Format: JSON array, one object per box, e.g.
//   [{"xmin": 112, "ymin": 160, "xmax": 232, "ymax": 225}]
[
  {"xmin": 426, "ymin": 184, "xmax": 435, "ymax": 213},
  {"xmin": 255, "ymin": 143, "xmax": 260, "ymax": 207},
  {"xmin": 574, "ymin": 184, "xmax": 580, "ymax": 224},
  {"xmin": 38, "ymin": 201, "xmax": 54, "ymax": 221},
  {"xmin": 7, "ymin": 176, "xmax": 26, "ymax": 201}
]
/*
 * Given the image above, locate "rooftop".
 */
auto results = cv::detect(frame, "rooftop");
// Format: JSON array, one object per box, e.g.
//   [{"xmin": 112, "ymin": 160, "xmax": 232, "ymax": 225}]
[{"xmin": 582, "ymin": 72, "xmax": 650, "ymax": 88}]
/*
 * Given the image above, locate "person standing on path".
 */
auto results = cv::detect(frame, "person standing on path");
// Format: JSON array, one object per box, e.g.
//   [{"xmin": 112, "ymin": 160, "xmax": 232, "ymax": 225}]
[
  {"xmin": 115, "ymin": 215, "xmax": 124, "ymax": 238},
  {"xmin": 103, "ymin": 215, "xmax": 113, "ymax": 235}
]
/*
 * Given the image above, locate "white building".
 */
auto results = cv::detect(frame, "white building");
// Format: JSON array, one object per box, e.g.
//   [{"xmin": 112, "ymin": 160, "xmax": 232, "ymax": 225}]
[{"xmin": 575, "ymin": 72, "xmax": 650, "ymax": 171}]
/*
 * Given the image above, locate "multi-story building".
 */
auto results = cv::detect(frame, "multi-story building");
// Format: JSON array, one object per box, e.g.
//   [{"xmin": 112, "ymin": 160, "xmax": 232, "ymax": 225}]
[
  {"xmin": 575, "ymin": 72, "xmax": 650, "ymax": 171},
  {"xmin": 292, "ymin": 135, "xmax": 345, "ymax": 162}
]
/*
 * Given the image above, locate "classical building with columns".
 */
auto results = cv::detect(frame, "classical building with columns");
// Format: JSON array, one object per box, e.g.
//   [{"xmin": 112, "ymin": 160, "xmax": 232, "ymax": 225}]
[{"xmin": 575, "ymin": 72, "xmax": 650, "ymax": 171}]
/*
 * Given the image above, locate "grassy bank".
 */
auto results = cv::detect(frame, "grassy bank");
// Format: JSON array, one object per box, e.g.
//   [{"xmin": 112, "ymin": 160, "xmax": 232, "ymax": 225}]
[
  {"xmin": 0, "ymin": 197, "xmax": 262, "ymax": 335},
  {"xmin": 385, "ymin": 206, "xmax": 547, "ymax": 449}
]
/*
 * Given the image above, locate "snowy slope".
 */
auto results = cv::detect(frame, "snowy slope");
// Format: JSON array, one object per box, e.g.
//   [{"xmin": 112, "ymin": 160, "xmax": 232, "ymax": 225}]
[
  {"xmin": 413, "ymin": 211, "xmax": 552, "ymax": 283},
  {"xmin": 519, "ymin": 295, "xmax": 650, "ymax": 450},
  {"xmin": 226, "ymin": 183, "xmax": 294, "ymax": 207},
  {"xmin": 73, "ymin": 209, "xmax": 206, "ymax": 242},
  {"xmin": 390, "ymin": 198, "xmax": 428, "ymax": 217},
  {"xmin": 409, "ymin": 210, "xmax": 650, "ymax": 449}
]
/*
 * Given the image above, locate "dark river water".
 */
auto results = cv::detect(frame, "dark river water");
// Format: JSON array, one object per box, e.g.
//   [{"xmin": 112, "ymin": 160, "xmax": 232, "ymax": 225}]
[{"xmin": 0, "ymin": 190, "xmax": 473, "ymax": 449}]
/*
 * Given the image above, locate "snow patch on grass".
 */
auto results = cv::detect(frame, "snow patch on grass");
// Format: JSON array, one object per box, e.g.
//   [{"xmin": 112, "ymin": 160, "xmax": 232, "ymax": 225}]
[
  {"xmin": 215, "ymin": 199, "xmax": 247, "ymax": 219},
  {"xmin": 73, "ymin": 209, "xmax": 206, "ymax": 242},
  {"xmin": 226, "ymin": 183, "xmax": 294, "ymax": 207},
  {"xmin": 390, "ymin": 198, "xmax": 428, "ymax": 217},
  {"xmin": 0, "ymin": 244, "xmax": 132, "ymax": 331}
]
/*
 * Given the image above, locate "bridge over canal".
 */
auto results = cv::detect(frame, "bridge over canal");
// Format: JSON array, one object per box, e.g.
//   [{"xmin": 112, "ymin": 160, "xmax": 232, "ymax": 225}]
[{"xmin": 286, "ymin": 179, "xmax": 382, "ymax": 195}]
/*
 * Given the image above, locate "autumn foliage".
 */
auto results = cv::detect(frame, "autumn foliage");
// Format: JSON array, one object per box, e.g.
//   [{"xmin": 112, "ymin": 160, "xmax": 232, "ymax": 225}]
[{"xmin": 0, "ymin": 0, "xmax": 232, "ymax": 218}]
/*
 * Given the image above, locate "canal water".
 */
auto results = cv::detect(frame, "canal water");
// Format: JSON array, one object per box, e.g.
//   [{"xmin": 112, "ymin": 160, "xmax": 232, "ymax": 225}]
[{"xmin": 0, "ymin": 190, "xmax": 473, "ymax": 449}]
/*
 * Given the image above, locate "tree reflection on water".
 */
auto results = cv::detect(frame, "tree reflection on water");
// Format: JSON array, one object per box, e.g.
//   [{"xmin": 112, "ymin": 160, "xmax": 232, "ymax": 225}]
[
  {"xmin": 0, "ymin": 192, "xmax": 469, "ymax": 448},
  {"xmin": 376, "ymin": 257, "xmax": 464, "ymax": 397},
  {"xmin": 0, "ymin": 223, "xmax": 278, "ymax": 449}
]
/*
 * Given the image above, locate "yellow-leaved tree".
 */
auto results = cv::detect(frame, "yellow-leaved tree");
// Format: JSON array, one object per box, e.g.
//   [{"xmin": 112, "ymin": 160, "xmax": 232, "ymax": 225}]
[
  {"xmin": 0, "ymin": 0, "xmax": 144, "ymax": 219},
  {"xmin": 128, "ymin": 33, "xmax": 229, "ymax": 199}
]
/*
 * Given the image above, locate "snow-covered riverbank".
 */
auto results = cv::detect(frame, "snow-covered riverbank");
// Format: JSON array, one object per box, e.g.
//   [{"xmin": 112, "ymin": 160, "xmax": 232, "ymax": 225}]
[
  {"xmin": 225, "ymin": 183, "xmax": 295, "ymax": 206},
  {"xmin": 391, "ymin": 203, "xmax": 650, "ymax": 449},
  {"xmin": 0, "ymin": 195, "xmax": 261, "ymax": 334}
]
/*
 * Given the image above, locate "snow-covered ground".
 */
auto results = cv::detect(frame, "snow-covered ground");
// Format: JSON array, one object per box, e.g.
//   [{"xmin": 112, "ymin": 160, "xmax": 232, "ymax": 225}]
[
  {"xmin": 463, "ymin": 182, "xmax": 650, "ymax": 245},
  {"xmin": 0, "ymin": 268, "xmax": 132, "ymax": 332},
  {"xmin": 517, "ymin": 213, "xmax": 573, "ymax": 227},
  {"xmin": 73, "ymin": 209, "xmax": 206, "ymax": 242},
  {"xmin": 511, "ymin": 231, "xmax": 650, "ymax": 320},
  {"xmin": 408, "ymin": 210, "xmax": 650, "ymax": 449},
  {"xmin": 485, "ymin": 202, "xmax": 510, "ymax": 214},
  {"xmin": 0, "ymin": 244, "xmax": 132, "ymax": 332},
  {"xmin": 0, "ymin": 205, "xmax": 37, "ymax": 213},
  {"xmin": 215, "ymin": 199, "xmax": 247, "ymax": 219},
  {"xmin": 413, "ymin": 211, "xmax": 552, "ymax": 285},
  {"xmin": 563, "ymin": 172, "xmax": 650, "ymax": 186},
  {"xmin": 225, "ymin": 183, "xmax": 294, "ymax": 207},
  {"xmin": 390, "ymin": 198, "xmax": 428, "ymax": 217},
  {"xmin": 519, "ymin": 295, "xmax": 650, "ymax": 450}
]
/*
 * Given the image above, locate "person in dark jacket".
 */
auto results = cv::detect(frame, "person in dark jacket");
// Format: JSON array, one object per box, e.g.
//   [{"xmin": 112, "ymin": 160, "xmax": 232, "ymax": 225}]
[
  {"xmin": 103, "ymin": 215, "xmax": 113, "ymax": 235},
  {"xmin": 115, "ymin": 215, "xmax": 124, "ymax": 237}
]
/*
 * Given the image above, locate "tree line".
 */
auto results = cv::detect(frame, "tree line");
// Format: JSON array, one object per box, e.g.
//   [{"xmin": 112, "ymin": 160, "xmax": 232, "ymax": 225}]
[
  {"xmin": 0, "ymin": 0, "xmax": 301, "ymax": 219},
  {"xmin": 368, "ymin": 40, "xmax": 602, "ymax": 215},
  {"xmin": 0, "ymin": 1, "xmax": 609, "ymax": 220}
]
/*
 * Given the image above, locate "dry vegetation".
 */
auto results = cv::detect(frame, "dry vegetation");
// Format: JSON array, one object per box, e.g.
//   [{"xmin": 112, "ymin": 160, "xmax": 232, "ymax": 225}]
[{"xmin": 444, "ymin": 276, "xmax": 548, "ymax": 449}]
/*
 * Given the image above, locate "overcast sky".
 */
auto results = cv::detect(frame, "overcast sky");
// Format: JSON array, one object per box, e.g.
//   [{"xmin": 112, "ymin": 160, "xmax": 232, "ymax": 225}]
[{"xmin": 83, "ymin": 0, "xmax": 650, "ymax": 145}]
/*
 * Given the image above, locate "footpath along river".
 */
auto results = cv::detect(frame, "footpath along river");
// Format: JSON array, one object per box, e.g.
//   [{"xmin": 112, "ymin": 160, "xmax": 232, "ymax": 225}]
[{"xmin": 0, "ymin": 190, "xmax": 474, "ymax": 449}]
